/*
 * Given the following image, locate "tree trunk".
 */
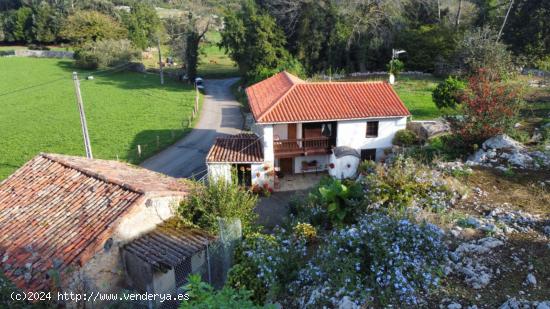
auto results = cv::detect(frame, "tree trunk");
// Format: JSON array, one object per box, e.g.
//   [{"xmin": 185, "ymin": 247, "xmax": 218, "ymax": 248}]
[{"xmin": 455, "ymin": 0, "xmax": 463, "ymax": 29}]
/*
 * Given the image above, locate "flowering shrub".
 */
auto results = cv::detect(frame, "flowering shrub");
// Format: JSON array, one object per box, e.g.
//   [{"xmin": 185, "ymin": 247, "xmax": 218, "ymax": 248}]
[
  {"xmin": 289, "ymin": 213, "xmax": 448, "ymax": 307},
  {"xmin": 227, "ymin": 231, "xmax": 308, "ymax": 304},
  {"xmin": 363, "ymin": 156, "xmax": 455, "ymax": 211},
  {"xmin": 293, "ymin": 223, "xmax": 317, "ymax": 242}
]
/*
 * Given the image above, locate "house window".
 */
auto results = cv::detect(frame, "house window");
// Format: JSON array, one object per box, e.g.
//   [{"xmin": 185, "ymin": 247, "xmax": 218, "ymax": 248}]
[
  {"xmin": 361, "ymin": 149, "xmax": 377, "ymax": 161},
  {"xmin": 366, "ymin": 121, "xmax": 379, "ymax": 137}
]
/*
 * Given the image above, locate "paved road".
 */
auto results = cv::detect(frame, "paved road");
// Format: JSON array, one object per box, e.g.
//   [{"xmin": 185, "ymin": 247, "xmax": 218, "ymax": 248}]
[{"xmin": 141, "ymin": 78, "xmax": 243, "ymax": 178}]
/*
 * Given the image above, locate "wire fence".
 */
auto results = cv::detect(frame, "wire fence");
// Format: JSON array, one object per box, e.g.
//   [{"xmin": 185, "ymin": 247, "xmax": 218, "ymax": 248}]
[{"xmin": 105, "ymin": 87, "xmax": 201, "ymax": 164}]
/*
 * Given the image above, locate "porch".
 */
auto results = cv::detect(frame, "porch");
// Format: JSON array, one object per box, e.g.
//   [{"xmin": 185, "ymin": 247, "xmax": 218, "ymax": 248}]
[
  {"xmin": 274, "ymin": 137, "xmax": 335, "ymax": 157},
  {"xmin": 274, "ymin": 172, "xmax": 326, "ymax": 192}
]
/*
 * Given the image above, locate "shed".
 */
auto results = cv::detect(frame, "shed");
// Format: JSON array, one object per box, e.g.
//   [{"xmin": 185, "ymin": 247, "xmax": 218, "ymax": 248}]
[{"xmin": 123, "ymin": 220, "xmax": 216, "ymax": 298}]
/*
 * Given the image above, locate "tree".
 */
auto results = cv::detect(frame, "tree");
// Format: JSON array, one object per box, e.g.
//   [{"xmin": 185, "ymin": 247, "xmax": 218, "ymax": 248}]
[
  {"xmin": 220, "ymin": 0, "xmax": 296, "ymax": 82},
  {"xmin": 75, "ymin": 39, "xmax": 141, "ymax": 69},
  {"xmin": 453, "ymin": 26, "xmax": 513, "ymax": 79},
  {"xmin": 11, "ymin": 6, "xmax": 32, "ymax": 42},
  {"xmin": 396, "ymin": 24, "xmax": 458, "ymax": 72},
  {"xmin": 60, "ymin": 10, "xmax": 127, "ymax": 45},
  {"xmin": 122, "ymin": 2, "xmax": 160, "ymax": 50},
  {"xmin": 432, "ymin": 76, "xmax": 466, "ymax": 111},
  {"xmin": 32, "ymin": 2, "xmax": 60, "ymax": 43},
  {"xmin": 448, "ymin": 69, "xmax": 523, "ymax": 145},
  {"xmin": 502, "ymin": 0, "xmax": 549, "ymax": 63}
]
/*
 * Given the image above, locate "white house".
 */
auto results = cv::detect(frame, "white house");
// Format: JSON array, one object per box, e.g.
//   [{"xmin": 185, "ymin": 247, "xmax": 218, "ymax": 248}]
[{"xmin": 207, "ymin": 71, "xmax": 410, "ymax": 190}]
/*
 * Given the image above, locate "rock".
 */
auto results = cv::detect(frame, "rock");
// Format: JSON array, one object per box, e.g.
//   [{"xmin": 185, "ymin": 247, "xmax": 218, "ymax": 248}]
[
  {"xmin": 483, "ymin": 134, "xmax": 525, "ymax": 151},
  {"xmin": 531, "ymin": 131, "xmax": 543, "ymax": 143},
  {"xmin": 407, "ymin": 120, "xmax": 450, "ymax": 141},
  {"xmin": 466, "ymin": 217, "xmax": 481, "ymax": 228},
  {"xmin": 467, "ymin": 149, "xmax": 488, "ymax": 165},
  {"xmin": 508, "ymin": 151, "xmax": 533, "ymax": 168},
  {"xmin": 526, "ymin": 273, "xmax": 537, "ymax": 287},
  {"xmin": 544, "ymin": 226, "xmax": 550, "ymax": 236},
  {"xmin": 537, "ymin": 302, "xmax": 550, "ymax": 309},
  {"xmin": 448, "ymin": 303, "xmax": 462, "ymax": 309}
]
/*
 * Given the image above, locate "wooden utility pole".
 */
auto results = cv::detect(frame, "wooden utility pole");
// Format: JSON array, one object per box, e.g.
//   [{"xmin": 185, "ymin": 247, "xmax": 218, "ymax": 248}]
[
  {"xmin": 72, "ymin": 72, "xmax": 93, "ymax": 159},
  {"xmin": 497, "ymin": 0, "xmax": 514, "ymax": 41},
  {"xmin": 157, "ymin": 37, "xmax": 164, "ymax": 85}
]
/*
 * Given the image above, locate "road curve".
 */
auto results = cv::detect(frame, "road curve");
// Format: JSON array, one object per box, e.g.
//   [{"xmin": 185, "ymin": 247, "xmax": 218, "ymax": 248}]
[{"xmin": 140, "ymin": 78, "xmax": 243, "ymax": 178}]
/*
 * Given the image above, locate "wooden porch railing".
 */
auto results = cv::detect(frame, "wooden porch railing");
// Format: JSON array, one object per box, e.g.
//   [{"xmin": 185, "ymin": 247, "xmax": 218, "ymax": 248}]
[{"xmin": 274, "ymin": 137, "xmax": 334, "ymax": 155}]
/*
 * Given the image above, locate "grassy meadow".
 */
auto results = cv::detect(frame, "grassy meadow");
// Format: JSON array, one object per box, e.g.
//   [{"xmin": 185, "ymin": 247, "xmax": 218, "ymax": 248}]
[
  {"xmin": 198, "ymin": 31, "xmax": 238, "ymax": 78},
  {"xmin": 0, "ymin": 57, "xmax": 198, "ymax": 180}
]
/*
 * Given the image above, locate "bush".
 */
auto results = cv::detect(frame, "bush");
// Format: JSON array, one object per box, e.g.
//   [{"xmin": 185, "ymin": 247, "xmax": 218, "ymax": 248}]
[
  {"xmin": 181, "ymin": 274, "xmax": 271, "ymax": 309},
  {"xmin": 227, "ymin": 231, "xmax": 307, "ymax": 304},
  {"xmin": 178, "ymin": 179, "xmax": 258, "ymax": 235},
  {"xmin": 447, "ymin": 70, "xmax": 524, "ymax": 145},
  {"xmin": 387, "ymin": 59, "xmax": 404, "ymax": 76},
  {"xmin": 363, "ymin": 156, "xmax": 455, "ymax": 211},
  {"xmin": 298, "ymin": 177, "xmax": 364, "ymax": 228},
  {"xmin": 75, "ymin": 39, "xmax": 140, "ymax": 69},
  {"xmin": 432, "ymin": 76, "xmax": 465, "ymax": 111},
  {"xmin": 288, "ymin": 213, "xmax": 448, "ymax": 307},
  {"xmin": 392, "ymin": 129, "xmax": 419, "ymax": 146}
]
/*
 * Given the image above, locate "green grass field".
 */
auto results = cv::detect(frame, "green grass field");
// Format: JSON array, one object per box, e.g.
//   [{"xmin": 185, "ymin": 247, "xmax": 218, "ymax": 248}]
[
  {"xmin": 0, "ymin": 57, "xmax": 198, "ymax": 180},
  {"xmin": 198, "ymin": 31, "xmax": 238, "ymax": 78},
  {"xmin": 393, "ymin": 76, "xmax": 442, "ymax": 120}
]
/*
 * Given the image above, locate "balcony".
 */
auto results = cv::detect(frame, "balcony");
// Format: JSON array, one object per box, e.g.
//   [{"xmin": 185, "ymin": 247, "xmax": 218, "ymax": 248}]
[{"xmin": 274, "ymin": 137, "xmax": 334, "ymax": 158}]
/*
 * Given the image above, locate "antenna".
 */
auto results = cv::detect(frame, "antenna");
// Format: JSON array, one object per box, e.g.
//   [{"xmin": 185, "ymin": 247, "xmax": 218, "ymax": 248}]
[{"xmin": 72, "ymin": 72, "xmax": 93, "ymax": 159}]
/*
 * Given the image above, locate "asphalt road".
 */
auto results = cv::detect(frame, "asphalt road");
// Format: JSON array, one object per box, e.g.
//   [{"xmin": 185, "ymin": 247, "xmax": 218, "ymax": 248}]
[{"xmin": 140, "ymin": 78, "xmax": 243, "ymax": 178}]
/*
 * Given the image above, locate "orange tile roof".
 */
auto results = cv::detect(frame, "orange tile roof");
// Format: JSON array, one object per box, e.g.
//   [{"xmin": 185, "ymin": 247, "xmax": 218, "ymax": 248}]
[
  {"xmin": 206, "ymin": 134, "xmax": 263, "ymax": 163},
  {"xmin": 0, "ymin": 154, "xmax": 189, "ymax": 292},
  {"xmin": 245, "ymin": 71, "xmax": 410, "ymax": 123}
]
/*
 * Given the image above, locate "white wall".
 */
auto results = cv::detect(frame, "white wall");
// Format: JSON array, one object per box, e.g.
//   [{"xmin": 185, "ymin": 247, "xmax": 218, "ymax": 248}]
[
  {"xmin": 207, "ymin": 163, "xmax": 232, "ymax": 183},
  {"xmin": 261, "ymin": 124, "xmax": 275, "ymax": 162},
  {"xmin": 336, "ymin": 117, "xmax": 406, "ymax": 160},
  {"xmin": 293, "ymin": 154, "xmax": 329, "ymax": 173},
  {"xmin": 273, "ymin": 124, "xmax": 288, "ymax": 140}
]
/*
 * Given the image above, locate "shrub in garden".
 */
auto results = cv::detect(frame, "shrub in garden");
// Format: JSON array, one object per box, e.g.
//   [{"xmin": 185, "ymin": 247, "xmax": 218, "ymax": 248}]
[
  {"xmin": 300, "ymin": 177, "xmax": 364, "ymax": 228},
  {"xmin": 227, "ymin": 231, "xmax": 307, "ymax": 304},
  {"xmin": 75, "ymin": 39, "xmax": 141, "ymax": 69},
  {"xmin": 362, "ymin": 156, "xmax": 454, "ymax": 211},
  {"xmin": 392, "ymin": 129, "xmax": 419, "ymax": 146},
  {"xmin": 178, "ymin": 179, "xmax": 258, "ymax": 235},
  {"xmin": 432, "ymin": 76, "xmax": 465, "ymax": 111},
  {"xmin": 447, "ymin": 69, "xmax": 524, "ymax": 146},
  {"xmin": 181, "ymin": 274, "xmax": 271, "ymax": 309},
  {"xmin": 289, "ymin": 213, "xmax": 448, "ymax": 307}
]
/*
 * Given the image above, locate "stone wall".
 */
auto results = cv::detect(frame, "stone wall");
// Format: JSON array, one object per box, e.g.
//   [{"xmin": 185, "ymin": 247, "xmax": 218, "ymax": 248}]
[
  {"xmin": 13, "ymin": 50, "xmax": 74, "ymax": 59},
  {"xmin": 62, "ymin": 195, "xmax": 182, "ymax": 308}
]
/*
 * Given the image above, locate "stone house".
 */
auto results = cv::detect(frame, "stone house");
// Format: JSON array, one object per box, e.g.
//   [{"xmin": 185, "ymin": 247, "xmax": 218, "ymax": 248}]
[{"xmin": 0, "ymin": 153, "xmax": 212, "ymax": 306}]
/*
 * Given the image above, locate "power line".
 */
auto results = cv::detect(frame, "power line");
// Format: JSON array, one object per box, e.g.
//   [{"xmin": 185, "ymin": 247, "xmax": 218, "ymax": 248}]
[
  {"xmin": 0, "ymin": 62, "xmax": 133, "ymax": 98},
  {"xmin": 0, "ymin": 77, "xmax": 66, "ymax": 98}
]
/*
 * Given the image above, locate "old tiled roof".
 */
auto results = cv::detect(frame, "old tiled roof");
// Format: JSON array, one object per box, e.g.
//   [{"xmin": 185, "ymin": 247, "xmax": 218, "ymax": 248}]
[
  {"xmin": 245, "ymin": 71, "xmax": 411, "ymax": 123},
  {"xmin": 124, "ymin": 220, "xmax": 216, "ymax": 272},
  {"xmin": 206, "ymin": 133, "xmax": 263, "ymax": 163},
  {"xmin": 0, "ymin": 153, "xmax": 189, "ymax": 292}
]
